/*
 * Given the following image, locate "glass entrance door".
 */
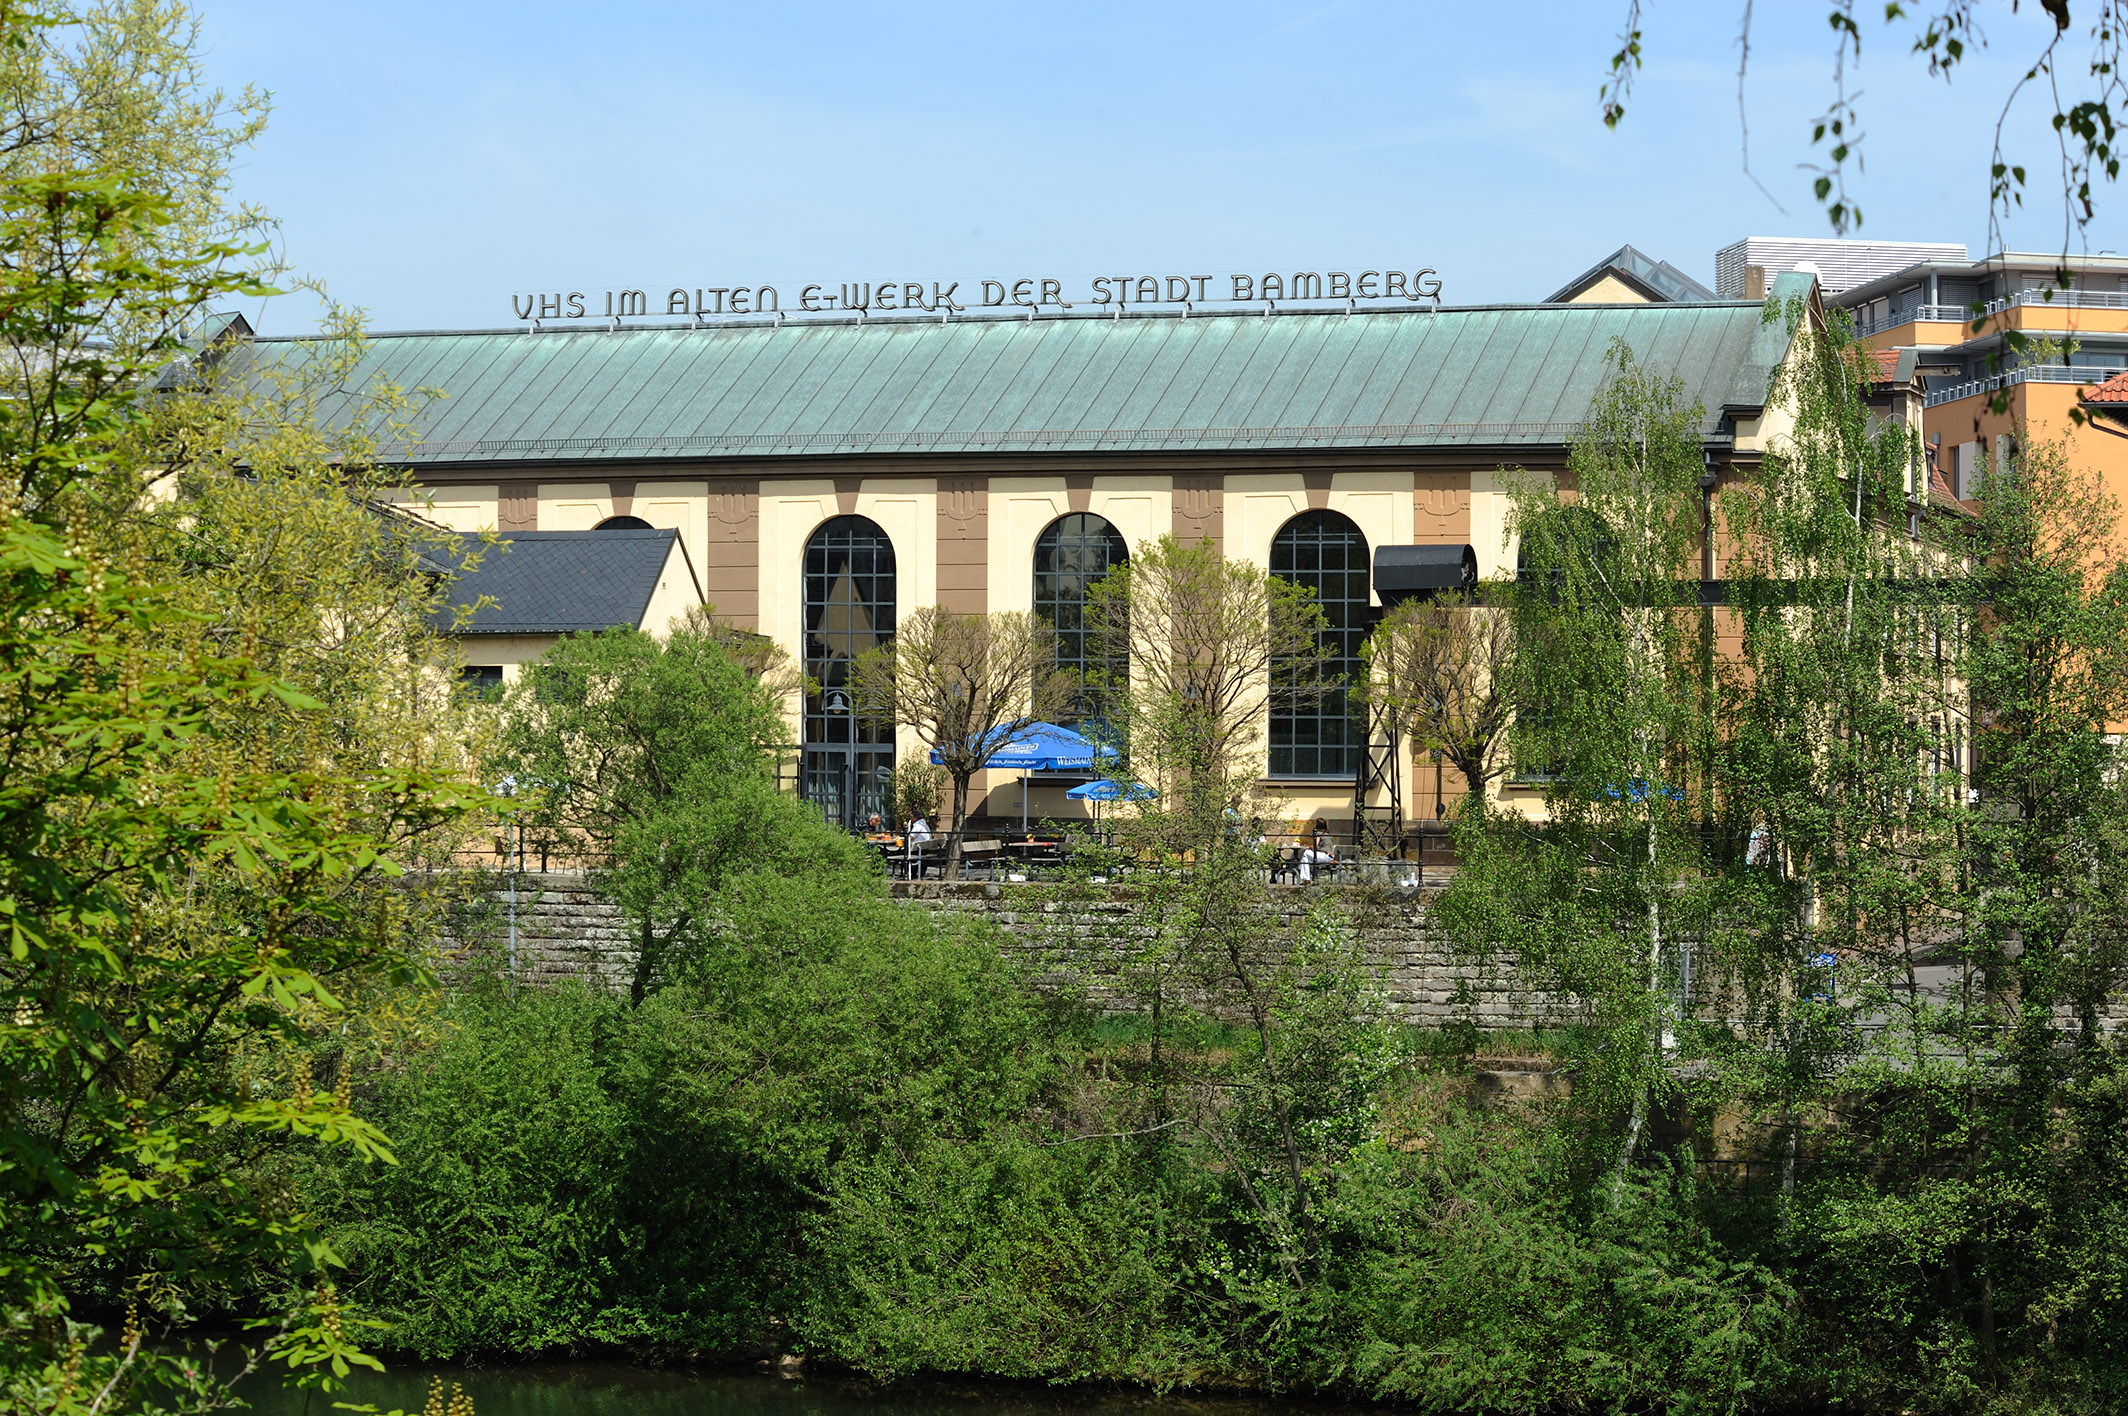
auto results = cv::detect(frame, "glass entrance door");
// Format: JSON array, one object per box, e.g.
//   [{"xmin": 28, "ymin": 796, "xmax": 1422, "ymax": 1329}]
[
  {"xmin": 801, "ymin": 748, "xmax": 851, "ymax": 830},
  {"xmin": 800, "ymin": 747, "xmax": 894, "ymax": 831}
]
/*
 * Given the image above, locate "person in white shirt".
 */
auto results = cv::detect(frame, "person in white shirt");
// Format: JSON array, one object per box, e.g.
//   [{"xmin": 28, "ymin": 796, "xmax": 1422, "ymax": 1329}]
[
  {"xmin": 1298, "ymin": 819, "xmax": 1336, "ymax": 883},
  {"xmin": 905, "ymin": 815, "xmax": 932, "ymax": 879}
]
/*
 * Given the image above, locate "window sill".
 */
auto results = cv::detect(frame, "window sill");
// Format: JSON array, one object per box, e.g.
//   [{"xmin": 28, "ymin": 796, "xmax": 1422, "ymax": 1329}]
[{"xmin": 1256, "ymin": 777, "xmax": 1356, "ymax": 788}]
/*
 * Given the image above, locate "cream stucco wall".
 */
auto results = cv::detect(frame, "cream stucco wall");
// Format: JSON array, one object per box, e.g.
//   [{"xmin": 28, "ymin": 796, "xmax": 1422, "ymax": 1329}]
[
  {"xmin": 1222, "ymin": 472, "xmax": 1419, "ymax": 601},
  {"xmin": 756, "ymin": 479, "xmax": 939, "ymax": 768},
  {"xmin": 1327, "ymin": 472, "xmax": 1413, "ymax": 573},
  {"xmin": 636, "ymin": 481, "xmax": 710, "ymax": 578},
  {"xmin": 988, "ymin": 478, "xmax": 1071, "ymax": 616},
  {"xmin": 1470, "ymin": 467, "xmax": 1531, "ymax": 580},
  {"xmin": 756, "ymin": 481, "xmax": 837, "ymax": 744},
  {"xmin": 1088, "ymin": 476, "xmax": 1170, "ymax": 558},
  {"xmin": 378, "ymin": 484, "xmax": 498, "ymax": 532},
  {"xmin": 1566, "ymin": 273, "xmax": 1649, "ymax": 304},
  {"xmin": 985, "ymin": 476, "xmax": 1175, "ymax": 618},
  {"xmin": 540, "ymin": 484, "xmax": 613, "ymax": 530},
  {"xmin": 1224, "ymin": 475, "xmax": 1306, "ymax": 571},
  {"xmin": 638, "ymin": 540, "xmax": 704, "ymax": 637},
  {"xmin": 455, "ymin": 633, "xmax": 561, "ymax": 682}
]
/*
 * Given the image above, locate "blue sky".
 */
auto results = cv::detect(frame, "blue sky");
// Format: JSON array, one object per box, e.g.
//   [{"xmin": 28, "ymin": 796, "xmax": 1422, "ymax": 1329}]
[{"xmin": 195, "ymin": 1, "xmax": 2122, "ymax": 332}]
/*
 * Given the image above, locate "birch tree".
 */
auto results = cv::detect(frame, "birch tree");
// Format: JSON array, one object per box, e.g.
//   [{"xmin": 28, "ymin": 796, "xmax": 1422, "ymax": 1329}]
[
  {"xmin": 1442, "ymin": 342, "xmax": 1717, "ymax": 1189},
  {"xmin": 1083, "ymin": 535, "xmax": 1332, "ymax": 849}
]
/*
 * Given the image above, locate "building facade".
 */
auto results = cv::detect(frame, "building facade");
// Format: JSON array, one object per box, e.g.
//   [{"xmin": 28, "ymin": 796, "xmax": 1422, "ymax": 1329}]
[{"xmin": 239, "ymin": 282, "xmax": 1810, "ymax": 833}]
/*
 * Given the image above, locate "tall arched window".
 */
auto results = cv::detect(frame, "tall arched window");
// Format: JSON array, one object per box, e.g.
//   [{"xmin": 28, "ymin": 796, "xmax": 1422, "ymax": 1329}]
[
  {"xmin": 1270, "ymin": 509, "xmax": 1369, "ymax": 777},
  {"xmin": 803, "ymin": 516, "xmax": 895, "ymax": 829},
  {"xmin": 1033, "ymin": 513, "xmax": 1128, "ymax": 724}
]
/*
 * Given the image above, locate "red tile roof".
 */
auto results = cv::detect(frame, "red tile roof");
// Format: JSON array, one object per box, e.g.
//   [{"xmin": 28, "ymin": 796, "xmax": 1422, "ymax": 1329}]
[
  {"xmin": 1845, "ymin": 346, "xmax": 1906, "ymax": 384},
  {"xmin": 2084, "ymin": 368, "xmax": 2128, "ymax": 403}
]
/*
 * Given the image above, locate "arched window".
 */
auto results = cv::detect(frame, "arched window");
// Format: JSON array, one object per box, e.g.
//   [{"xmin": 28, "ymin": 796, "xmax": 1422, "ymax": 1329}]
[
  {"xmin": 594, "ymin": 514, "xmax": 653, "ymax": 530},
  {"xmin": 1033, "ymin": 513, "xmax": 1128, "ymax": 723},
  {"xmin": 1270, "ymin": 509, "xmax": 1369, "ymax": 778},
  {"xmin": 802, "ymin": 516, "xmax": 896, "ymax": 829}
]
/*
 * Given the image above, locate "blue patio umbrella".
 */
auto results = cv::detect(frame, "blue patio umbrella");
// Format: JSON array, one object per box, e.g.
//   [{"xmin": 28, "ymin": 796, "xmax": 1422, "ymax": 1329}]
[
  {"xmin": 1064, "ymin": 777, "xmax": 1156, "ymax": 834},
  {"xmin": 932, "ymin": 723, "xmax": 1119, "ymax": 832},
  {"xmin": 1065, "ymin": 778, "xmax": 1157, "ymax": 801},
  {"xmin": 929, "ymin": 721, "xmax": 1117, "ymax": 773}
]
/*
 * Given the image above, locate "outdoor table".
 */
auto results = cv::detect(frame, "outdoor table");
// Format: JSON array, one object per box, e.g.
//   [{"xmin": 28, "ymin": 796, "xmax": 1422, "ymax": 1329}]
[{"xmin": 1002, "ymin": 840, "xmax": 1063, "ymax": 877}]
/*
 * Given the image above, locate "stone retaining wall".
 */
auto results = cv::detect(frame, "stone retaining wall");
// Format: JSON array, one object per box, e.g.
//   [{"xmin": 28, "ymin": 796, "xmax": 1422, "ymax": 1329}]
[
  {"xmin": 419, "ymin": 870, "xmax": 636, "ymax": 992},
  {"xmin": 894, "ymin": 879, "xmax": 1576, "ymax": 1027},
  {"xmin": 432, "ymin": 870, "xmax": 1576, "ymax": 1029}
]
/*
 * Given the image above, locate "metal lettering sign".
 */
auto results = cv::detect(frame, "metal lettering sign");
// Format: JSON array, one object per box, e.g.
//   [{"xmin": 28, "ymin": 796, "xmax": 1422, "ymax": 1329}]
[{"xmin": 511, "ymin": 268, "xmax": 1444, "ymax": 324}]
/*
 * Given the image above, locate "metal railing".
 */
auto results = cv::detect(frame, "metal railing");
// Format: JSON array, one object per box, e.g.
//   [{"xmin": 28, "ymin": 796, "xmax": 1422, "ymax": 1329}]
[
  {"xmin": 1987, "ymin": 288, "xmax": 2128, "ymax": 313},
  {"xmin": 870, "ymin": 824, "xmax": 1460, "ymax": 886},
  {"xmin": 1853, "ymin": 289, "xmax": 2128, "ymax": 336},
  {"xmin": 1853, "ymin": 303, "xmax": 1968, "ymax": 334},
  {"xmin": 1924, "ymin": 364, "xmax": 2118, "ymax": 407}
]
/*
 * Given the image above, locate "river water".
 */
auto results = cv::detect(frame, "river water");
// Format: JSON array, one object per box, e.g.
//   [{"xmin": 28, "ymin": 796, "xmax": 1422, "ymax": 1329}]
[{"xmin": 241, "ymin": 1363, "xmax": 1339, "ymax": 1416}]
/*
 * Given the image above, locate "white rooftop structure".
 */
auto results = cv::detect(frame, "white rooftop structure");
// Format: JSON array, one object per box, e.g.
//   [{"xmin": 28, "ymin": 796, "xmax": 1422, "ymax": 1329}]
[{"xmin": 1715, "ymin": 236, "xmax": 1969, "ymax": 297}]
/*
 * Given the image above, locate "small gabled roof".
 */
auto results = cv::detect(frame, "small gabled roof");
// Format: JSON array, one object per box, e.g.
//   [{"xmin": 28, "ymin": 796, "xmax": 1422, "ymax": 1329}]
[
  {"xmin": 435, "ymin": 528, "xmax": 698, "ymax": 635},
  {"xmin": 1545, "ymin": 246, "xmax": 1718, "ymax": 304}
]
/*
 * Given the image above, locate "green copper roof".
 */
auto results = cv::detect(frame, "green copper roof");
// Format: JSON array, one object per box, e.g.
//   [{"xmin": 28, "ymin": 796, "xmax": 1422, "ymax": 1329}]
[{"xmin": 237, "ymin": 282, "xmax": 1803, "ymax": 466}]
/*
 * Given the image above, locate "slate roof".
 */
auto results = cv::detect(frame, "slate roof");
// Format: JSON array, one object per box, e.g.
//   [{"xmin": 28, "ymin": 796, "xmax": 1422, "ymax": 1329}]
[
  {"xmin": 231, "ymin": 277, "xmax": 1808, "ymax": 466},
  {"xmin": 436, "ymin": 528, "xmax": 691, "ymax": 635}
]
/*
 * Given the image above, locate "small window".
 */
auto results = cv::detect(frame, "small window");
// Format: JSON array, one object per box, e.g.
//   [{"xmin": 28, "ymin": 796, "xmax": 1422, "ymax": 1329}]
[
  {"xmin": 458, "ymin": 665, "xmax": 504, "ymax": 701},
  {"xmin": 595, "ymin": 515, "xmax": 653, "ymax": 530},
  {"xmin": 1510, "ymin": 705, "xmax": 1565, "ymax": 784}
]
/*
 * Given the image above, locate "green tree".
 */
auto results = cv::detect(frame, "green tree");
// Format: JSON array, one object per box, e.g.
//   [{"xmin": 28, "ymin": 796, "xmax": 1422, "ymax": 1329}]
[
  {"xmin": 852, "ymin": 605, "xmax": 1072, "ymax": 877},
  {"xmin": 0, "ymin": 22, "xmax": 482, "ymax": 1405},
  {"xmin": 1444, "ymin": 342, "xmax": 1719, "ymax": 1188},
  {"xmin": 1361, "ymin": 588, "xmax": 1518, "ymax": 808},
  {"xmin": 1084, "ymin": 535, "xmax": 1332, "ymax": 848},
  {"xmin": 0, "ymin": 0, "xmax": 275, "ymax": 371},
  {"xmin": 495, "ymin": 617, "xmax": 857, "ymax": 1006}
]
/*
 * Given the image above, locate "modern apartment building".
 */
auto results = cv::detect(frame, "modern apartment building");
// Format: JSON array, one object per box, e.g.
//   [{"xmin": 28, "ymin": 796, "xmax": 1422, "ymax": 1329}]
[{"xmin": 1827, "ymin": 250, "xmax": 2128, "ymax": 503}]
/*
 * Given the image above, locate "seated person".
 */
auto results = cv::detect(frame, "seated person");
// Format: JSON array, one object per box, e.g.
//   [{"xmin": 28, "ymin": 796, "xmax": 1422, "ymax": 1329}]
[
  {"xmin": 901, "ymin": 814, "xmax": 934, "ymax": 879},
  {"xmin": 1298, "ymin": 818, "xmax": 1337, "ymax": 883}
]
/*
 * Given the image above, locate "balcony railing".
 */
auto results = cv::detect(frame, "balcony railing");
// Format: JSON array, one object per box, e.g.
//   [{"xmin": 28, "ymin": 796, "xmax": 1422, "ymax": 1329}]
[
  {"xmin": 1924, "ymin": 364, "xmax": 2116, "ymax": 407},
  {"xmin": 1853, "ymin": 290, "xmax": 2128, "ymax": 336},
  {"xmin": 1852, "ymin": 303, "xmax": 1969, "ymax": 335},
  {"xmin": 1987, "ymin": 288, "xmax": 2128, "ymax": 314}
]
